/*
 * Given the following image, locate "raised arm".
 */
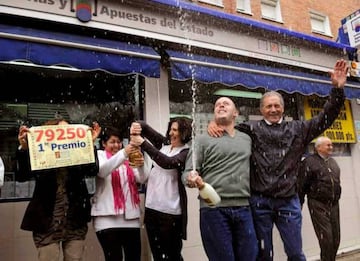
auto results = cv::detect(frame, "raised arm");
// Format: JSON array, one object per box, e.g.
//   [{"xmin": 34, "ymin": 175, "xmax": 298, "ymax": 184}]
[
  {"xmin": 131, "ymin": 134, "xmax": 188, "ymax": 170},
  {"xmin": 131, "ymin": 121, "xmax": 167, "ymax": 149},
  {"xmin": 15, "ymin": 125, "xmax": 32, "ymax": 182}
]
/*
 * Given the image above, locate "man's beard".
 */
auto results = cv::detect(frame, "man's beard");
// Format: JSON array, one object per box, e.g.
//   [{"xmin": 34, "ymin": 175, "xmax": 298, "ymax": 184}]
[{"xmin": 215, "ymin": 117, "xmax": 230, "ymax": 125}]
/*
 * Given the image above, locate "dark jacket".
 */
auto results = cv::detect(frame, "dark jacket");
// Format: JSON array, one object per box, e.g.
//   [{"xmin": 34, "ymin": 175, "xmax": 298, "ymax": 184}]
[
  {"xmin": 15, "ymin": 147, "xmax": 99, "ymax": 233},
  {"xmin": 244, "ymin": 87, "xmax": 344, "ymax": 198},
  {"xmin": 298, "ymin": 153, "xmax": 341, "ymax": 205},
  {"xmin": 139, "ymin": 121, "xmax": 189, "ymax": 240}
]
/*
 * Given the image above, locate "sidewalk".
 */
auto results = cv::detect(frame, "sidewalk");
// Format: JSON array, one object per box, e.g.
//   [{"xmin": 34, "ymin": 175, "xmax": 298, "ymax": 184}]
[
  {"xmin": 309, "ymin": 249, "xmax": 360, "ymax": 261},
  {"xmin": 337, "ymin": 250, "xmax": 360, "ymax": 261}
]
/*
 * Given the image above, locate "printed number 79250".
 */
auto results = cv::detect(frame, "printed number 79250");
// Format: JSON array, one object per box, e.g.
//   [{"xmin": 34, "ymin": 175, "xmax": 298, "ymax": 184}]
[{"xmin": 33, "ymin": 127, "xmax": 87, "ymax": 142}]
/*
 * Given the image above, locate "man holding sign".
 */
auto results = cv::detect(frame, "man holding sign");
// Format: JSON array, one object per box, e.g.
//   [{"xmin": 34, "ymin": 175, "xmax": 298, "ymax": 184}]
[
  {"xmin": 15, "ymin": 117, "xmax": 100, "ymax": 261},
  {"xmin": 26, "ymin": 122, "xmax": 97, "ymax": 171}
]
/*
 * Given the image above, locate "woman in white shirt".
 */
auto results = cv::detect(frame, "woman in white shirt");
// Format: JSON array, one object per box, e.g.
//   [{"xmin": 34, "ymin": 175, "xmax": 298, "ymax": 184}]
[
  {"xmin": 130, "ymin": 118, "xmax": 192, "ymax": 261},
  {"xmin": 91, "ymin": 126, "xmax": 146, "ymax": 261}
]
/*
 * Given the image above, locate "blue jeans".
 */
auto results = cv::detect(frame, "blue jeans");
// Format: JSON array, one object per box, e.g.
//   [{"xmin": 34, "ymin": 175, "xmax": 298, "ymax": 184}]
[
  {"xmin": 249, "ymin": 195, "xmax": 306, "ymax": 261},
  {"xmin": 200, "ymin": 206, "xmax": 258, "ymax": 261}
]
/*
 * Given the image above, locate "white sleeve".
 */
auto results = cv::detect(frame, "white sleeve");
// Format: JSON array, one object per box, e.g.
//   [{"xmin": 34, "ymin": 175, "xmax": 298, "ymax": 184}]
[
  {"xmin": 97, "ymin": 149, "xmax": 127, "ymax": 178},
  {"xmin": 143, "ymin": 153, "xmax": 152, "ymax": 180},
  {"xmin": 0, "ymin": 157, "xmax": 4, "ymax": 187},
  {"xmin": 133, "ymin": 165, "xmax": 147, "ymax": 184}
]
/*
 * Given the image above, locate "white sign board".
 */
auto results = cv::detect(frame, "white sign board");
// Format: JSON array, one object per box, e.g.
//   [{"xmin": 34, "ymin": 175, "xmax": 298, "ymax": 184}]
[{"xmin": 27, "ymin": 124, "xmax": 95, "ymax": 170}]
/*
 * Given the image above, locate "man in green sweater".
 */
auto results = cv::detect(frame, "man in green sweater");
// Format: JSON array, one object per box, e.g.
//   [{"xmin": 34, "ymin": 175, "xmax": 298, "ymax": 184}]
[{"xmin": 182, "ymin": 96, "xmax": 258, "ymax": 261}]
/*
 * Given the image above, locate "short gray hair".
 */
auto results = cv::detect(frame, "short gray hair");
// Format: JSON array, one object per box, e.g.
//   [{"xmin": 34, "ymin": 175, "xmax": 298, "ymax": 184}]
[
  {"xmin": 260, "ymin": 91, "xmax": 284, "ymax": 109},
  {"xmin": 314, "ymin": 136, "xmax": 331, "ymax": 149}
]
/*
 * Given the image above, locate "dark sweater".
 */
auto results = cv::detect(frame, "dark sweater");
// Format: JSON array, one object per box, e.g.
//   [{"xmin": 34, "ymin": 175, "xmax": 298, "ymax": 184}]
[{"xmin": 183, "ymin": 130, "xmax": 252, "ymax": 208}]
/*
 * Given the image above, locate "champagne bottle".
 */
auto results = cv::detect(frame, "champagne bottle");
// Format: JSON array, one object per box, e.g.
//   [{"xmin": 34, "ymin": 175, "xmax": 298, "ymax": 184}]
[
  {"xmin": 128, "ymin": 134, "xmax": 144, "ymax": 167},
  {"xmin": 198, "ymin": 181, "xmax": 221, "ymax": 207},
  {"xmin": 128, "ymin": 149, "xmax": 143, "ymax": 167}
]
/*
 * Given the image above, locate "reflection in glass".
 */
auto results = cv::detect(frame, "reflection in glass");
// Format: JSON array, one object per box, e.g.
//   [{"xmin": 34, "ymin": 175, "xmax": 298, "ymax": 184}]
[{"xmin": 0, "ymin": 64, "xmax": 143, "ymax": 200}]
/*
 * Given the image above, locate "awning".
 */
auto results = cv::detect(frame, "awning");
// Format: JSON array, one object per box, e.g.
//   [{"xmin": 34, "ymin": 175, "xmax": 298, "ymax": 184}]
[
  {"xmin": 150, "ymin": 0, "xmax": 356, "ymax": 54},
  {"xmin": 166, "ymin": 50, "xmax": 360, "ymax": 99},
  {"xmin": 0, "ymin": 24, "xmax": 161, "ymax": 77}
]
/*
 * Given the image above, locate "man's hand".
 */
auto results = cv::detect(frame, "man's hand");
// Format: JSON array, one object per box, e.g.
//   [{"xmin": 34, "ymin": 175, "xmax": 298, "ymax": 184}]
[
  {"xmin": 91, "ymin": 122, "xmax": 101, "ymax": 142},
  {"xmin": 207, "ymin": 120, "xmax": 224, "ymax": 137},
  {"xmin": 329, "ymin": 59, "xmax": 349, "ymax": 88},
  {"xmin": 186, "ymin": 170, "xmax": 203, "ymax": 188},
  {"xmin": 18, "ymin": 125, "xmax": 29, "ymax": 150}
]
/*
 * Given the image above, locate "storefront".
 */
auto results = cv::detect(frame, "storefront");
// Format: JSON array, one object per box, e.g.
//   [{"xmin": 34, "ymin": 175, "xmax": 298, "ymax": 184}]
[{"xmin": 1, "ymin": 0, "xmax": 360, "ymax": 260}]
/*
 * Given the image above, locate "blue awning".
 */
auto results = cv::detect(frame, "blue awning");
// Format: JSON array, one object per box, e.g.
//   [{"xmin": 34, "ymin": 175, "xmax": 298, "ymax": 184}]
[
  {"xmin": 0, "ymin": 24, "xmax": 161, "ymax": 77},
  {"xmin": 167, "ymin": 50, "xmax": 360, "ymax": 99},
  {"xmin": 150, "ymin": 0, "xmax": 356, "ymax": 54}
]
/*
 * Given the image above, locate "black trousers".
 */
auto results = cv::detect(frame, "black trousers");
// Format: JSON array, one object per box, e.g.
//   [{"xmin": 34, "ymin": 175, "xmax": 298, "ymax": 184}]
[
  {"xmin": 96, "ymin": 227, "xmax": 141, "ymax": 261},
  {"xmin": 144, "ymin": 207, "xmax": 183, "ymax": 261},
  {"xmin": 308, "ymin": 198, "xmax": 340, "ymax": 261}
]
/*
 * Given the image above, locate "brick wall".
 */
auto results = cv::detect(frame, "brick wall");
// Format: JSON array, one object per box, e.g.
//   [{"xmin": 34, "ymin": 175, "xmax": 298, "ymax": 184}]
[{"xmin": 195, "ymin": 0, "xmax": 360, "ymax": 41}]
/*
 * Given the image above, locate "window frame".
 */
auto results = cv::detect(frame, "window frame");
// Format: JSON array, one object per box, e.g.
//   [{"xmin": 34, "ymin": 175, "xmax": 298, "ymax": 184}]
[
  {"xmin": 198, "ymin": 0, "xmax": 224, "ymax": 8},
  {"xmin": 309, "ymin": 11, "xmax": 332, "ymax": 37},
  {"xmin": 260, "ymin": 0, "xmax": 283, "ymax": 23},
  {"xmin": 236, "ymin": 0, "xmax": 252, "ymax": 15}
]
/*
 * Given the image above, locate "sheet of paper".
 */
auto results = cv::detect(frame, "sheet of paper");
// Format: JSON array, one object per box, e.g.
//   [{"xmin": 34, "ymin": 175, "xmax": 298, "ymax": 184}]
[{"xmin": 27, "ymin": 124, "xmax": 95, "ymax": 171}]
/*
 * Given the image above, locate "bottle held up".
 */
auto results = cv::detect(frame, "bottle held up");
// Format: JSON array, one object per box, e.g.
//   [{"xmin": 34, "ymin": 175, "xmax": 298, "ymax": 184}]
[{"xmin": 188, "ymin": 170, "xmax": 221, "ymax": 207}]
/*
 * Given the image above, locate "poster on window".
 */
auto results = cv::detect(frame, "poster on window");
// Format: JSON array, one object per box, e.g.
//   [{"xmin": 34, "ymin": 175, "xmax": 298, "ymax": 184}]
[
  {"xmin": 27, "ymin": 124, "xmax": 95, "ymax": 171},
  {"xmin": 304, "ymin": 97, "xmax": 356, "ymax": 143}
]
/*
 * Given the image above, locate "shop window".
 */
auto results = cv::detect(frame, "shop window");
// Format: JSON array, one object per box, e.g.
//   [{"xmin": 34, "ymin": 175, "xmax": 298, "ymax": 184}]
[
  {"xmin": 310, "ymin": 11, "xmax": 332, "ymax": 36},
  {"xmin": 0, "ymin": 64, "xmax": 144, "ymax": 201},
  {"xmin": 198, "ymin": 0, "xmax": 224, "ymax": 8},
  {"xmin": 261, "ymin": 0, "xmax": 283, "ymax": 23},
  {"xmin": 236, "ymin": 0, "xmax": 252, "ymax": 15}
]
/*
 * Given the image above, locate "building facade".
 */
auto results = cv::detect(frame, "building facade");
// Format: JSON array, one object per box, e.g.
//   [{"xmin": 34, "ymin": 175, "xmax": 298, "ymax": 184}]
[{"xmin": 0, "ymin": 0, "xmax": 360, "ymax": 260}]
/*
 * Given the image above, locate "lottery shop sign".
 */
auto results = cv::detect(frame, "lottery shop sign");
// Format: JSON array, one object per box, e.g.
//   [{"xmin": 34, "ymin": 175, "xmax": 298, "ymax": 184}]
[
  {"xmin": 27, "ymin": 124, "xmax": 95, "ymax": 170},
  {"xmin": 304, "ymin": 96, "xmax": 356, "ymax": 143}
]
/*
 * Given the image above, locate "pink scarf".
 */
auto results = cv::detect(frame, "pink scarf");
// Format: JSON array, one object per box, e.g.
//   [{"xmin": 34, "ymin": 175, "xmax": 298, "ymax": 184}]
[{"xmin": 106, "ymin": 151, "xmax": 140, "ymax": 214}]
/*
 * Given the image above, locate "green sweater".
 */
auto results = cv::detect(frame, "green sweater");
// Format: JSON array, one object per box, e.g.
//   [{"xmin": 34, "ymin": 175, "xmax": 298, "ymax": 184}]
[{"xmin": 183, "ymin": 130, "xmax": 251, "ymax": 208}]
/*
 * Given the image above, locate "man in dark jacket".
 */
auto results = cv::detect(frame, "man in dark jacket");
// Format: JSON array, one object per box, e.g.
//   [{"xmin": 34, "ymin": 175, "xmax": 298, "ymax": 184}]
[
  {"xmin": 208, "ymin": 59, "xmax": 348, "ymax": 260},
  {"xmin": 15, "ymin": 118, "xmax": 100, "ymax": 261},
  {"xmin": 298, "ymin": 136, "xmax": 341, "ymax": 261}
]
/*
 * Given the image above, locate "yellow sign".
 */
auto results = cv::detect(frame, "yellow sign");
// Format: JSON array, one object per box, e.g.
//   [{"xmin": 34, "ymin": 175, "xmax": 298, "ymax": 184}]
[
  {"xmin": 304, "ymin": 97, "xmax": 356, "ymax": 143},
  {"xmin": 27, "ymin": 124, "xmax": 95, "ymax": 171}
]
